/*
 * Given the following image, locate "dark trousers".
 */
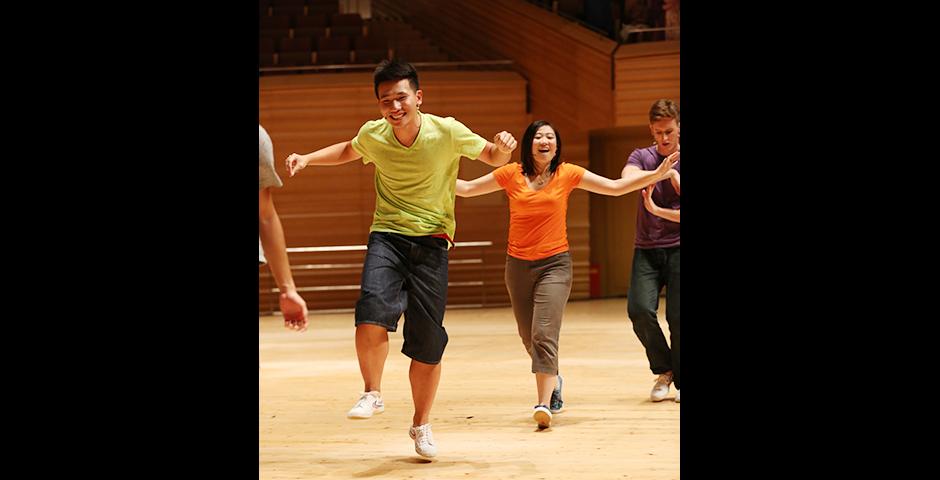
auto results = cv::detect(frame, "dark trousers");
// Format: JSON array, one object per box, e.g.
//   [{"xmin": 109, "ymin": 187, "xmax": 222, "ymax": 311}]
[{"xmin": 627, "ymin": 247, "xmax": 680, "ymax": 389}]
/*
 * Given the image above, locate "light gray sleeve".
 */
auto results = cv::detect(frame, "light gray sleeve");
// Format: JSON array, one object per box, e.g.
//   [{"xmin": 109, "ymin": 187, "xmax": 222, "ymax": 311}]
[{"xmin": 259, "ymin": 125, "xmax": 283, "ymax": 190}]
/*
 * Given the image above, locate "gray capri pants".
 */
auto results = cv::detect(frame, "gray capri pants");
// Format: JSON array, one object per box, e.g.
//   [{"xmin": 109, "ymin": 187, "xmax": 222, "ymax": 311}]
[{"xmin": 504, "ymin": 251, "xmax": 573, "ymax": 375}]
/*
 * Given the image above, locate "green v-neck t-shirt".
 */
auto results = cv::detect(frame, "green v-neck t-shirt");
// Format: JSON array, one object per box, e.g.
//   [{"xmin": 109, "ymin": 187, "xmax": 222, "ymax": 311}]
[{"xmin": 350, "ymin": 112, "xmax": 487, "ymax": 241}]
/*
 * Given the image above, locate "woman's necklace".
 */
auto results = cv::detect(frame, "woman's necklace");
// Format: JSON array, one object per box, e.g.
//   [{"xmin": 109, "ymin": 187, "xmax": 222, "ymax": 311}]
[{"xmin": 532, "ymin": 168, "xmax": 550, "ymax": 187}]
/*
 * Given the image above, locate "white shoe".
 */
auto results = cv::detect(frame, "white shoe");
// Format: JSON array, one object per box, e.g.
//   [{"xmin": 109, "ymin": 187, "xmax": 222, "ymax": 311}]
[
  {"xmin": 650, "ymin": 373, "xmax": 673, "ymax": 402},
  {"xmin": 347, "ymin": 391, "xmax": 384, "ymax": 419},
  {"xmin": 533, "ymin": 404, "xmax": 552, "ymax": 428},
  {"xmin": 408, "ymin": 423, "xmax": 438, "ymax": 458},
  {"xmin": 675, "ymin": 389, "xmax": 680, "ymax": 403}
]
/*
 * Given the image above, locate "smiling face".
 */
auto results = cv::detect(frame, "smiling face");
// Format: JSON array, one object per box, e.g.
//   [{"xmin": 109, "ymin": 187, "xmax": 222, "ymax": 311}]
[
  {"xmin": 377, "ymin": 79, "xmax": 423, "ymax": 130},
  {"xmin": 531, "ymin": 125, "xmax": 557, "ymax": 168}
]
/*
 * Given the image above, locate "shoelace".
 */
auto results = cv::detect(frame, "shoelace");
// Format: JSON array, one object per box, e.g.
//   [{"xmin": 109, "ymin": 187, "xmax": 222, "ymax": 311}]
[
  {"xmin": 355, "ymin": 393, "xmax": 376, "ymax": 408},
  {"xmin": 415, "ymin": 425, "xmax": 434, "ymax": 445}
]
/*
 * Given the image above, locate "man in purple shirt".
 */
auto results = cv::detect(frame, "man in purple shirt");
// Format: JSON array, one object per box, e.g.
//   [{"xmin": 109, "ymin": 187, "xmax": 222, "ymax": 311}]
[{"xmin": 620, "ymin": 99, "xmax": 681, "ymax": 403}]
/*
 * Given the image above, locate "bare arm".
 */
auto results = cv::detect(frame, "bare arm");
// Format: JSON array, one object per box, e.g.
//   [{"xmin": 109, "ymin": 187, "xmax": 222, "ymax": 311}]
[
  {"xmin": 579, "ymin": 151, "xmax": 678, "ymax": 195},
  {"xmin": 642, "ymin": 186, "xmax": 680, "ymax": 223},
  {"xmin": 286, "ymin": 140, "xmax": 363, "ymax": 177},
  {"xmin": 455, "ymin": 172, "xmax": 502, "ymax": 197},
  {"xmin": 474, "ymin": 131, "xmax": 518, "ymax": 167},
  {"xmin": 259, "ymin": 188, "xmax": 308, "ymax": 331},
  {"xmin": 667, "ymin": 169, "xmax": 680, "ymax": 194}
]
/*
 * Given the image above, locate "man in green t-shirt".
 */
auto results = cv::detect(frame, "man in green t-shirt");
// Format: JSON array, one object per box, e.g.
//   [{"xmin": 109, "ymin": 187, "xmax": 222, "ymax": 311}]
[{"xmin": 286, "ymin": 59, "xmax": 517, "ymax": 458}]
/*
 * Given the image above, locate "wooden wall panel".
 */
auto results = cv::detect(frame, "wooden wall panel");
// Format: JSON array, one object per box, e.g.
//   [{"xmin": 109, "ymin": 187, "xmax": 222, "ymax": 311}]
[
  {"xmin": 614, "ymin": 41, "xmax": 680, "ymax": 126},
  {"xmin": 375, "ymin": 0, "xmax": 616, "ymax": 132}
]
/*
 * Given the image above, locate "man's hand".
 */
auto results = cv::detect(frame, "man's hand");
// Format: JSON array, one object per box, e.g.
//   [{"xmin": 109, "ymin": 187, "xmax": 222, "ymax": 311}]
[
  {"xmin": 642, "ymin": 186, "xmax": 659, "ymax": 214},
  {"xmin": 493, "ymin": 131, "xmax": 518, "ymax": 154},
  {"xmin": 279, "ymin": 290, "xmax": 308, "ymax": 332}
]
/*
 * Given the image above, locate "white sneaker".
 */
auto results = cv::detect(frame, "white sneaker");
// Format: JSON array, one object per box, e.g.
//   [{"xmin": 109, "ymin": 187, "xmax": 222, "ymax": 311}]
[
  {"xmin": 347, "ymin": 391, "xmax": 384, "ymax": 419},
  {"xmin": 650, "ymin": 373, "xmax": 673, "ymax": 402},
  {"xmin": 675, "ymin": 389, "xmax": 680, "ymax": 403},
  {"xmin": 408, "ymin": 423, "xmax": 437, "ymax": 458},
  {"xmin": 533, "ymin": 404, "xmax": 552, "ymax": 428}
]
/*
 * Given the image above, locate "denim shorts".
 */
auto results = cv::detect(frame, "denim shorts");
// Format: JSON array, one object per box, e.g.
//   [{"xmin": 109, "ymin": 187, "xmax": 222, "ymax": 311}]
[{"xmin": 355, "ymin": 231, "xmax": 449, "ymax": 364}]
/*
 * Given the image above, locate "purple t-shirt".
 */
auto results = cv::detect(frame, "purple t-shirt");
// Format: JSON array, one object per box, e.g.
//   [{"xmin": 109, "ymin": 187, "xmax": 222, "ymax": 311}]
[{"xmin": 627, "ymin": 145, "xmax": 680, "ymax": 249}]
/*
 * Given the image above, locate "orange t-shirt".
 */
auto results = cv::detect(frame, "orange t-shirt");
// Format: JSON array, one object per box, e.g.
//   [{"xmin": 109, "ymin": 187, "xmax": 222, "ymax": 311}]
[{"xmin": 493, "ymin": 162, "xmax": 586, "ymax": 260}]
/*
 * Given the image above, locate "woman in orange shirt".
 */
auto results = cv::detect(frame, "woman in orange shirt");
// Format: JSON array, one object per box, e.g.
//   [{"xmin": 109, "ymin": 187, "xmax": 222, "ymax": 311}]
[{"xmin": 456, "ymin": 120, "xmax": 677, "ymax": 428}]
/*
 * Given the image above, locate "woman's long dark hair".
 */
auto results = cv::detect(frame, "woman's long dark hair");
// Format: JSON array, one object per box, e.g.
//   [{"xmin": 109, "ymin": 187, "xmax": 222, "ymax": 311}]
[{"xmin": 520, "ymin": 120, "xmax": 562, "ymax": 177}]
